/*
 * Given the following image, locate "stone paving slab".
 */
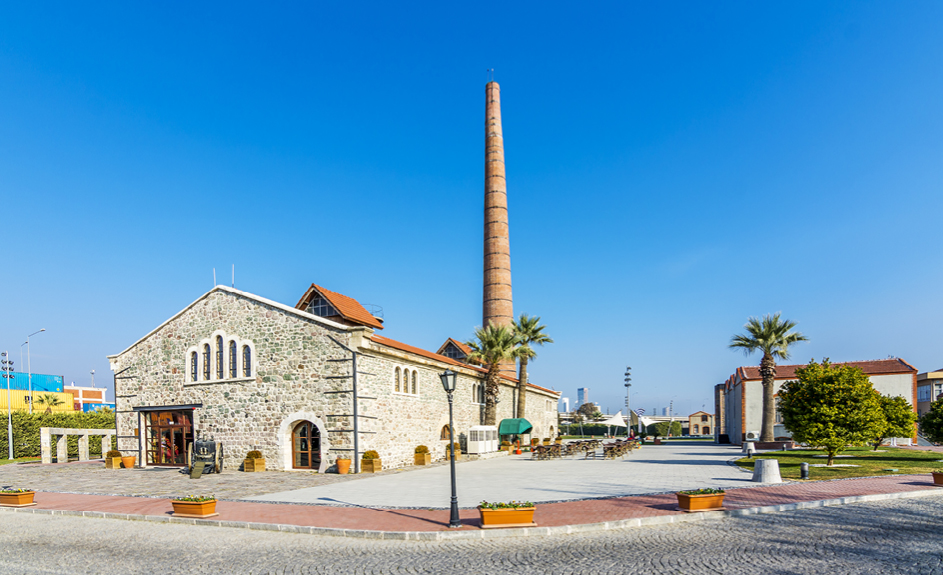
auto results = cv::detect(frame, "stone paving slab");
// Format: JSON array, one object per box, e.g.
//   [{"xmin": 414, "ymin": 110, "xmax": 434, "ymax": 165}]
[
  {"xmin": 4, "ymin": 474, "xmax": 939, "ymax": 538},
  {"xmin": 247, "ymin": 442, "xmax": 766, "ymax": 507}
]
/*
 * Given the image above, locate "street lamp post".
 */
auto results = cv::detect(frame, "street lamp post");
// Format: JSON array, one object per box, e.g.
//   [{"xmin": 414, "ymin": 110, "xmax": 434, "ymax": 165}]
[
  {"xmin": 439, "ymin": 369, "xmax": 462, "ymax": 529},
  {"xmin": 624, "ymin": 367, "xmax": 632, "ymax": 438},
  {"xmin": 1, "ymin": 352, "xmax": 14, "ymax": 459},
  {"xmin": 23, "ymin": 329, "xmax": 45, "ymax": 415}
]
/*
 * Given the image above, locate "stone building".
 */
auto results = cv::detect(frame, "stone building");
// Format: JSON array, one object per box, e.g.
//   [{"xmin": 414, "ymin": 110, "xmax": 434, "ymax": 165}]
[{"xmin": 107, "ymin": 283, "xmax": 560, "ymax": 472}]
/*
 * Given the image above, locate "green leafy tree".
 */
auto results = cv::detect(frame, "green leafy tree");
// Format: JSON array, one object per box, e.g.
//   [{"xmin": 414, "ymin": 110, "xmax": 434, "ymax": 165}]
[
  {"xmin": 465, "ymin": 325, "xmax": 523, "ymax": 425},
  {"xmin": 919, "ymin": 397, "xmax": 943, "ymax": 444},
  {"xmin": 647, "ymin": 421, "xmax": 670, "ymax": 438},
  {"xmin": 871, "ymin": 395, "xmax": 917, "ymax": 450},
  {"xmin": 669, "ymin": 421, "xmax": 682, "ymax": 437},
  {"xmin": 577, "ymin": 402, "xmax": 598, "ymax": 419},
  {"xmin": 511, "ymin": 314, "xmax": 553, "ymax": 419},
  {"xmin": 778, "ymin": 359, "xmax": 885, "ymax": 465},
  {"xmin": 730, "ymin": 313, "xmax": 809, "ymax": 442}
]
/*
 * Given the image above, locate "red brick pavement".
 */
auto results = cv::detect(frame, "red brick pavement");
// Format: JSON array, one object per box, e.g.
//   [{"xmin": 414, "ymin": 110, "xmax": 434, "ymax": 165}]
[{"xmin": 15, "ymin": 474, "xmax": 942, "ymax": 533}]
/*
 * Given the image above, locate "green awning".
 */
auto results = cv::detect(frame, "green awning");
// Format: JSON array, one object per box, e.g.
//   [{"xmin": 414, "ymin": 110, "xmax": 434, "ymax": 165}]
[{"xmin": 498, "ymin": 418, "xmax": 533, "ymax": 436}]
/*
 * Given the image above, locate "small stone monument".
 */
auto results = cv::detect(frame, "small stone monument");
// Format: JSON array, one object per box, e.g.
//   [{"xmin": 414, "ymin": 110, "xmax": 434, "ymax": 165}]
[{"xmin": 752, "ymin": 458, "xmax": 782, "ymax": 483}]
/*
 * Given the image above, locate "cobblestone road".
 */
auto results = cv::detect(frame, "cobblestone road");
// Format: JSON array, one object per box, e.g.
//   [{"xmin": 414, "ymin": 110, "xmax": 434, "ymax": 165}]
[{"xmin": 3, "ymin": 495, "xmax": 943, "ymax": 574}]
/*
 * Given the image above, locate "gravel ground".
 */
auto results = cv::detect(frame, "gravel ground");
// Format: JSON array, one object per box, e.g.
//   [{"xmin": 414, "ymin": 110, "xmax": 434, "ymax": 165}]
[{"xmin": 2, "ymin": 494, "xmax": 943, "ymax": 574}]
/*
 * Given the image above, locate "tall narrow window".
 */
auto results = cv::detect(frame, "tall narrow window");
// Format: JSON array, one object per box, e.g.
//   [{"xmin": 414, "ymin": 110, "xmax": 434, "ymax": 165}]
[
  {"xmin": 216, "ymin": 336, "xmax": 224, "ymax": 380},
  {"xmin": 412, "ymin": 371, "xmax": 418, "ymax": 395},
  {"xmin": 229, "ymin": 340, "xmax": 237, "ymax": 378},
  {"xmin": 202, "ymin": 344, "xmax": 211, "ymax": 380},
  {"xmin": 242, "ymin": 345, "xmax": 252, "ymax": 377},
  {"xmin": 395, "ymin": 368, "xmax": 401, "ymax": 392},
  {"xmin": 190, "ymin": 352, "xmax": 198, "ymax": 382}
]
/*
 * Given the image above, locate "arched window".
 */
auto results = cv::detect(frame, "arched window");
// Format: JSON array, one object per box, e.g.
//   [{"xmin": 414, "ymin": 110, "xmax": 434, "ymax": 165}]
[
  {"xmin": 411, "ymin": 371, "xmax": 417, "ymax": 395},
  {"xmin": 202, "ymin": 344, "xmax": 211, "ymax": 380},
  {"xmin": 229, "ymin": 340, "xmax": 237, "ymax": 378},
  {"xmin": 216, "ymin": 336, "xmax": 224, "ymax": 379},
  {"xmin": 440, "ymin": 425, "xmax": 451, "ymax": 440},
  {"xmin": 395, "ymin": 368, "xmax": 401, "ymax": 392},
  {"xmin": 242, "ymin": 345, "xmax": 252, "ymax": 377},
  {"xmin": 190, "ymin": 352, "xmax": 198, "ymax": 382}
]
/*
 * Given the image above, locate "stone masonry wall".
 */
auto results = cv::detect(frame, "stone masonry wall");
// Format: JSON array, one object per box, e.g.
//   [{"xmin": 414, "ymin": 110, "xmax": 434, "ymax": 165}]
[{"xmin": 111, "ymin": 287, "xmax": 560, "ymax": 472}]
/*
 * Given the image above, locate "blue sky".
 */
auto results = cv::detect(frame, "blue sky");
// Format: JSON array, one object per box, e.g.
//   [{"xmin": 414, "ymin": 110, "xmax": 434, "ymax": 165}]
[{"xmin": 1, "ymin": 2, "xmax": 941, "ymax": 416}]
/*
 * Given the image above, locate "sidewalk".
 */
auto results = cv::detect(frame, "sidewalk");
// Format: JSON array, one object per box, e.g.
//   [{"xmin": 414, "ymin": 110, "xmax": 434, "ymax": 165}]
[{"xmin": 4, "ymin": 474, "xmax": 940, "ymax": 539}]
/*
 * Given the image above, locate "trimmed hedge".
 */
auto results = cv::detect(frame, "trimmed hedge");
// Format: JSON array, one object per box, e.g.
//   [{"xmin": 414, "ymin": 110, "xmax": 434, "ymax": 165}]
[
  {"xmin": 559, "ymin": 424, "xmax": 623, "ymax": 437},
  {"xmin": 0, "ymin": 412, "xmax": 116, "ymax": 459}
]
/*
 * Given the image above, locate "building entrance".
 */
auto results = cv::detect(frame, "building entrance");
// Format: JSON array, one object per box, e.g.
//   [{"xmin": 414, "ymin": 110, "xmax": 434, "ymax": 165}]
[
  {"xmin": 292, "ymin": 421, "xmax": 321, "ymax": 469},
  {"xmin": 145, "ymin": 410, "xmax": 193, "ymax": 466}
]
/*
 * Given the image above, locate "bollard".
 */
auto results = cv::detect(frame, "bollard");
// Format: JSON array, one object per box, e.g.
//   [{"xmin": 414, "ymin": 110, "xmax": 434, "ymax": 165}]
[
  {"xmin": 800, "ymin": 462, "xmax": 809, "ymax": 480},
  {"xmin": 752, "ymin": 458, "xmax": 783, "ymax": 483}
]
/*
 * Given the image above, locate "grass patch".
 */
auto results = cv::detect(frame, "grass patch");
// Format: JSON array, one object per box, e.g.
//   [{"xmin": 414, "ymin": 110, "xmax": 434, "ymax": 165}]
[
  {"xmin": 736, "ymin": 447, "xmax": 943, "ymax": 480},
  {"xmin": 0, "ymin": 457, "xmax": 40, "ymax": 466}
]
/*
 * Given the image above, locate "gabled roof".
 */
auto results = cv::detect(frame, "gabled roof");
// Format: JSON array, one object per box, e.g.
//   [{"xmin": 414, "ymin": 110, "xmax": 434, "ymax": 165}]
[
  {"xmin": 368, "ymin": 333, "xmax": 559, "ymax": 397},
  {"xmin": 295, "ymin": 284, "xmax": 384, "ymax": 330},
  {"xmin": 436, "ymin": 338, "xmax": 472, "ymax": 357},
  {"xmin": 734, "ymin": 358, "xmax": 916, "ymax": 382}
]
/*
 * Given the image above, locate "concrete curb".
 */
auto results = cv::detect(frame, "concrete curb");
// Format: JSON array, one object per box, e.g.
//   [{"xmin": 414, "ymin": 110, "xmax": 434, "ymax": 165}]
[{"xmin": 2, "ymin": 488, "xmax": 940, "ymax": 541}]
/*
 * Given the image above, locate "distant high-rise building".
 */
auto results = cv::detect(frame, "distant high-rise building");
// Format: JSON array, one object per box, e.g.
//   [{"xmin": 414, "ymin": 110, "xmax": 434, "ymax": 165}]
[
  {"xmin": 661, "ymin": 407, "xmax": 669, "ymax": 416},
  {"xmin": 560, "ymin": 397, "xmax": 570, "ymax": 412},
  {"xmin": 577, "ymin": 388, "xmax": 589, "ymax": 407}
]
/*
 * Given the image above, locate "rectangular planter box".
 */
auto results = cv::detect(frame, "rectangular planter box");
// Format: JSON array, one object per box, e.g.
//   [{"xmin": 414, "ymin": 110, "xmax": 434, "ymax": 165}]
[
  {"xmin": 361, "ymin": 459, "xmax": 382, "ymax": 473},
  {"xmin": 105, "ymin": 457, "xmax": 122, "ymax": 469},
  {"xmin": 171, "ymin": 499, "xmax": 218, "ymax": 518},
  {"xmin": 445, "ymin": 450, "xmax": 462, "ymax": 461},
  {"xmin": 0, "ymin": 491, "xmax": 36, "ymax": 507},
  {"xmin": 244, "ymin": 458, "xmax": 266, "ymax": 472},
  {"xmin": 479, "ymin": 507, "xmax": 536, "ymax": 529},
  {"xmin": 677, "ymin": 493, "xmax": 725, "ymax": 512},
  {"xmin": 932, "ymin": 472, "xmax": 943, "ymax": 485},
  {"xmin": 414, "ymin": 453, "xmax": 431, "ymax": 466}
]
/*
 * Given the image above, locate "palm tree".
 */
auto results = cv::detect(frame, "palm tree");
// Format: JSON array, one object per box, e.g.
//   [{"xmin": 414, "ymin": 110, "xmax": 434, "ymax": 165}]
[
  {"xmin": 512, "ymin": 314, "xmax": 553, "ymax": 419},
  {"xmin": 35, "ymin": 393, "xmax": 65, "ymax": 414},
  {"xmin": 730, "ymin": 313, "xmax": 809, "ymax": 442},
  {"xmin": 465, "ymin": 324, "xmax": 523, "ymax": 425}
]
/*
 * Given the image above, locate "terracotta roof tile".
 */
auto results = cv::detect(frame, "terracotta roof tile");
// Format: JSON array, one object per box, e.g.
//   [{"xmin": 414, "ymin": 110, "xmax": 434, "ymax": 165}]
[
  {"xmin": 295, "ymin": 284, "xmax": 384, "ymax": 330},
  {"xmin": 368, "ymin": 334, "xmax": 556, "ymax": 393},
  {"xmin": 737, "ymin": 358, "xmax": 916, "ymax": 381}
]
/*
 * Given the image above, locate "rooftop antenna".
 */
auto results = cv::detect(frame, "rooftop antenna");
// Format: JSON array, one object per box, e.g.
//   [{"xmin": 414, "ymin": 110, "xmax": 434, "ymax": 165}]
[
  {"xmin": 487, "ymin": 68, "xmax": 494, "ymax": 83},
  {"xmin": 213, "ymin": 268, "xmax": 216, "ymax": 287},
  {"xmin": 232, "ymin": 264, "xmax": 235, "ymax": 288}
]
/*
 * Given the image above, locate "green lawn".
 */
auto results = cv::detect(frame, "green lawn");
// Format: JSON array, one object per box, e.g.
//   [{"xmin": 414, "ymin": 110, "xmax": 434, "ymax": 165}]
[
  {"xmin": 736, "ymin": 447, "xmax": 943, "ymax": 480},
  {"xmin": 0, "ymin": 457, "xmax": 40, "ymax": 466}
]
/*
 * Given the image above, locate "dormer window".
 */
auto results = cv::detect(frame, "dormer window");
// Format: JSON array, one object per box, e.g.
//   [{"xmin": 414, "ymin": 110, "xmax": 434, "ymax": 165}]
[{"xmin": 308, "ymin": 295, "xmax": 339, "ymax": 318}]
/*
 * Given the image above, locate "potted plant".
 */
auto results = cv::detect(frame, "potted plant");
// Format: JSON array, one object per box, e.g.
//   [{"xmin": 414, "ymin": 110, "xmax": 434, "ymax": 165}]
[
  {"xmin": 478, "ymin": 500, "xmax": 536, "ymax": 528},
  {"xmin": 243, "ymin": 450, "xmax": 265, "ymax": 472},
  {"xmin": 171, "ymin": 494, "xmax": 218, "ymax": 518},
  {"xmin": 335, "ymin": 457, "xmax": 351, "ymax": 474},
  {"xmin": 414, "ymin": 445, "xmax": 431, "ymax": 465},
  {"xmin": 499, "ymin": 441, "xmax": 511, "ymax": 452},
  {"xmin": 361, "ymin": 450, "xmax": 382, "ymax": 473},
  {"xmin": 932, "ymin": 471, "xmax": 943, "ymax": 485},
  {"xmin": 0, "ymin": 488, "xmax": 36, "ymax": 507},
  {"xmin": 542, "ymin": 437, "xmax": 551, "ymax": 445},
  {"xmin": 676, "ymin": 488, "xmax": 725, "ymax": 512},
  {"xmin": 105, "ymin": 450, "xmax": 123, "ymax": 470},
  {"xmin": 121, "ymin": 454, "xmax": 137, "ymax": 469},
  {"xmin": 445, "ymin": 442, "xmax": 461, "ymax": 460}
]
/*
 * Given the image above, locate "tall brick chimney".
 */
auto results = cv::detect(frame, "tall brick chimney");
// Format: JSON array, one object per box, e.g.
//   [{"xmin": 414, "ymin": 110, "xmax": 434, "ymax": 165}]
[{"xmin": 483, "ymin": 81, "xmax": 516, "ymax": 377}]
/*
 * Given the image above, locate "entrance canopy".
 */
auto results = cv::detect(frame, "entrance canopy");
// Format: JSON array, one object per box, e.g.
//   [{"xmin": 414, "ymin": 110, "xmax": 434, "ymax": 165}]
[
  {"xmin": 600, "ymin": 412, "xmax": 628, "ymax": 427},
  {"xmin": 498, "ymin": 418, "xmax": 533, "ymax": 436}
]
